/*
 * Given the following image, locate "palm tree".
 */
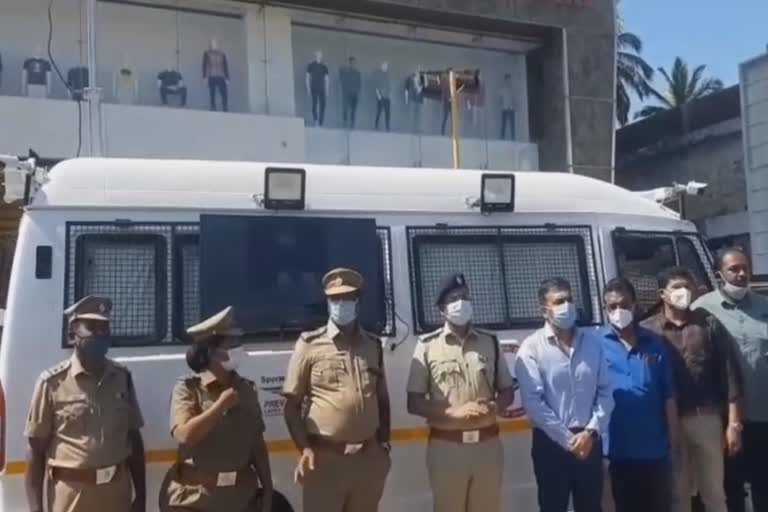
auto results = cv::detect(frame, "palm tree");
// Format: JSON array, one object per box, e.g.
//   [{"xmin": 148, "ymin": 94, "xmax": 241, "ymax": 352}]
[
  {"xmin": 616, "ymin": 31, "xmax": 654, "ymax": 126},
  {"xmin": 636, "ymin": 57, "xmax": 724, "ymax": 119}
]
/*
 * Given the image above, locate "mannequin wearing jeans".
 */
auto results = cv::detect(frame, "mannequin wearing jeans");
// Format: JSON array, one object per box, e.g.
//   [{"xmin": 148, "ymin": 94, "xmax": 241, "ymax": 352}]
[
  {"xmin": 339, "ymin": 56, "xmax": 361, "ymax": 129},
  {"xmin": 305, "ymin": 50, "xmax": 329, "ymax": 126},
  {"xmin": 203, "ymin": 39, "xmax": 229, "ymax": 112},
  {"xmin": 373, "ymin": 61, "xmax": 391, "ymax": 131},
  {"xmin": 500, "ymin": 73, "xmax": 516, "ymax": 140}
]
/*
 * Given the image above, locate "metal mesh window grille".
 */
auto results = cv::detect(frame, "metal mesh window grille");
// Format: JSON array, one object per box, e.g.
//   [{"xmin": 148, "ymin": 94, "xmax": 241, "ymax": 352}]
[
  {"xmin": 503, "ymin": 241, "xmax": 586, "ymax": 321},
  {"xmin": 408, "ymin": 226, "xmax": 599, "ymax": 332},
  {"xmin": 67, "ymin": 224, "xmax": 171, "ymax": 345},
  {"xmin": 613, "ymin": 232, "xmax": 715, "ymax": 312}
]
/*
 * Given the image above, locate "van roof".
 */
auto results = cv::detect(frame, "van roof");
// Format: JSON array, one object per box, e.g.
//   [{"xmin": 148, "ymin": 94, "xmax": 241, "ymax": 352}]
[{"xmin": 33, "ymin": 158, "xmax": 677, "ymax": 218}]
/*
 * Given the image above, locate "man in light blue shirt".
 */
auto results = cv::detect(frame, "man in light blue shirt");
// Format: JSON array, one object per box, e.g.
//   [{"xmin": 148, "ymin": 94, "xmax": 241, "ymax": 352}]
[{"xmin": 516, "ymin": 277, "xmax": 614, "ymax": 512}]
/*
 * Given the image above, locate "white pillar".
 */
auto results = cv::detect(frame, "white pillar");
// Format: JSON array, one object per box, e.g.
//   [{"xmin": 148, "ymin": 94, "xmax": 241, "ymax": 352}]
[{"xmin": 84, "ymin": 0, "xmax": 102, "ymax": 156}]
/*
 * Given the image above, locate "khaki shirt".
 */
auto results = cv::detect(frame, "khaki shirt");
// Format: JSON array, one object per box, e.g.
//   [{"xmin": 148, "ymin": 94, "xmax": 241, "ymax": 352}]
[
  {"xmin": 24, "ymin": 355, "xmax": 144, "ymax": 468},
  {"xmin": 170, "ymin": 371, "xmax": 265, "ymax": 471},
  {"xmin": 164, "ymin": 372, "xmax": 265, "ymax": 510},
  {"xmin": 406, "ymin": 325, "xmax": 514, "ymax": 430},
  {"xmin": 282, "ymin": 321, "xmax": 384, "ymax": 442}
]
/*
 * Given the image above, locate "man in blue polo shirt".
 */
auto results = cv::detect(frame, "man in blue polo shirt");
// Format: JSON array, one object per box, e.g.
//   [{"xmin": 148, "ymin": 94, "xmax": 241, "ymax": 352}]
[{"xmin": 601, "ymin": 277, "xmax": 679, "ymax": 512}]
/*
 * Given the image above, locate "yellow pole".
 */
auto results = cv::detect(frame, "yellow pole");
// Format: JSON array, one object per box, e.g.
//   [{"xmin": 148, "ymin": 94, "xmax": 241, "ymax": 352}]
[{"xmin": 449, "ymin": 70, "xmax": 461, "ymax": 169}]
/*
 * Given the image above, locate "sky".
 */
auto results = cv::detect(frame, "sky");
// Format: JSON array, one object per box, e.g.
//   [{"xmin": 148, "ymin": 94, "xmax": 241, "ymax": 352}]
[{"xmin": 621, "ymin": 0, "xmax": 768, "ymax": 111}]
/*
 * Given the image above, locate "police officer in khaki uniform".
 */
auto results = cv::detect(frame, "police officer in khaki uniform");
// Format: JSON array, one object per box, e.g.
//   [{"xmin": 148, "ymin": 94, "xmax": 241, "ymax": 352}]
[
  {"xmin": 406, "ymin": 274, "xmax": 515, "ymax": 512},
  {"xmin": 282, "ymin": 268, "xmax": 391, "ymax": 512},
  {"xmin": 24, "ymin": 296, "xmax": 146, "ymax": 512},
  {"xmin": 159, "ymin": 306, "xmax": 273, "ymax": 512}
]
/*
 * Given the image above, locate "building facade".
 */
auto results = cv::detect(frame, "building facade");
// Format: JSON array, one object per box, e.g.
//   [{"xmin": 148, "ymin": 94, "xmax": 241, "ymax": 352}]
[
  {"xmin": 0, "ymin": 0, "xmax": 616, "ymax": 178},
  {"xmin": 616, "ymin": 86, "xmax": 749, "ymax": 250}
]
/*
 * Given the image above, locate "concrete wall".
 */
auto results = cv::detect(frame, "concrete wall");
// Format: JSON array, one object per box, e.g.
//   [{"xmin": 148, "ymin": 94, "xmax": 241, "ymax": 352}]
[
  {"xmin": 616, "ymin": 119, "xmax": 747, "ymax": 230},
  {"xmin": 741, "ymin": 53, "xmax": 768, "ymax": 273}
]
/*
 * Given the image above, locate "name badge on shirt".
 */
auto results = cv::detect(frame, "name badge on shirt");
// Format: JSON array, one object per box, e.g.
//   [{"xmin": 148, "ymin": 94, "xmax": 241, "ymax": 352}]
[
  {"xmin": 96, "ymin": 465, "xmax": 117, "ymax": 485},
  {"xmin": 216, "ymin": 471, "xmax": 238, "ymax": 487},
  {"xmin": 462, "ymin": 430, "xmax": 480, "ymax": 444}
]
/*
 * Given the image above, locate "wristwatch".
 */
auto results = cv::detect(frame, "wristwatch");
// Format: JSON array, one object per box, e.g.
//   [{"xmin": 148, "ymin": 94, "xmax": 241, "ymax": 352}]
[{"xmin": 381, "ymin": 441, "xmax": 392, "ymax": 453}]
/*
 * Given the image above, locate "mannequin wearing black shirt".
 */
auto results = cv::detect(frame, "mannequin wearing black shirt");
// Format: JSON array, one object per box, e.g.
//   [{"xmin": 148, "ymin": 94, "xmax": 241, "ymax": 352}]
[
  {"xmin": 305, "ymin": 50, "xmax": 329, "ymax": 126},
  {"xmin": 67, "ymin": 67, "xmax": 89, "ymax": 101},
  {"xmin": 22, "ymin": 49, "xmax": 52, "ymax": 98},
  {"xmin": 157, "ymin": 69, "xmax": 187, "ymax": 107}
]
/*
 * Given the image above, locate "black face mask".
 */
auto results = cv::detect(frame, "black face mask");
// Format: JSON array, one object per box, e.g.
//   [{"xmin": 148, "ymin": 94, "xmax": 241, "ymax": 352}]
[{"xmin": 77, "ymin": 335, "xmax": 111, "ymax": 363}]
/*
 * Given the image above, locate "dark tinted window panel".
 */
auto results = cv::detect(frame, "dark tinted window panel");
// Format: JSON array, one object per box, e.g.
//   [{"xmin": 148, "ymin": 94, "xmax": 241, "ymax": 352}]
[{"xmin": 199, "ymin": 215, "xmax": 387, "ymax": 335}]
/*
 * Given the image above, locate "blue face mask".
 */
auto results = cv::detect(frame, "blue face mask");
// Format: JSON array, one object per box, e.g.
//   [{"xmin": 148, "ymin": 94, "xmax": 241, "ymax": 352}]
[
  {"xmin": 550, "ymin": 302, "xmax": 577, "ymax": 330},
  {"xmin": 329, "ymin": 300, "xmax": 358, "ymax": 326},
  {"xmin": 77, "ymin": 335, "xmax": 111, "ymax": 363}
]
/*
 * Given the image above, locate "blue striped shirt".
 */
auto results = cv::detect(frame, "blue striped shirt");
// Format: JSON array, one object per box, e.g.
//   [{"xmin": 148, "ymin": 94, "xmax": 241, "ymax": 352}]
[{"xmin": 515, "ymin": 324, "xmax": 614, "ymax": 449}]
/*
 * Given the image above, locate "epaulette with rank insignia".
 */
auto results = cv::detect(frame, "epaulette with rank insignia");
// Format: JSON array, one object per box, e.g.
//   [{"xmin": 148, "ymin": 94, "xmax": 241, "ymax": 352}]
[
  {"xmin": 418, "ymin": 328, "xmax": 442, "ymax": 344},
  {"xmin": 40, "ymin": 359, "xmax": 71, "ymax": 381},
  {"xmin": 299, "ymin": 326, "xmax": 327, "ymax": 343}
]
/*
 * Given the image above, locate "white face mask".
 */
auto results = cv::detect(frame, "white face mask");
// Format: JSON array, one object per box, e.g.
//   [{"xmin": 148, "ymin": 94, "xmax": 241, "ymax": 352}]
[
  {"xmin": 444, "ymin": 299, "xmax": 473, "ymax": 326},
  {"xmin": 722, "ymin": 281, "xmax": 749, "ymax": 301},
  {"xmin": 220, "ymin": 346, "xmax": 245, "ymax": 372},
  {"xmin": 608, "ymin": 308, "xmax": 634, "ymax": 330},
  {"xmin": 329, "ymin": 300, "xmax": 358, "ymax": 326},
  {"xmin": 668, "ymin": 288, "xmax": 692, "ymax": 311}
]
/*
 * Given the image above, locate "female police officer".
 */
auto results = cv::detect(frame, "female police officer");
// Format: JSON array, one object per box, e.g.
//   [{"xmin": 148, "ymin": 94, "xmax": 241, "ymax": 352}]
[{"xmin": 159, "ymin": 307, "xmax": 274, "ymax": 512}]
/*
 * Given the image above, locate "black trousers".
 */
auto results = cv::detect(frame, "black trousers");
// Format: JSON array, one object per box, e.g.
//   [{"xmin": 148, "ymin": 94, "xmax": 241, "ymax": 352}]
[
  {"xmin": 208, "ymin": 77, "xmax": 228, "ymax": 112},
  {"xmin": 610, "ymin": 459, "xmax": 670, "ymax": 512},
  {"xmin": 502, "ymin": 108, "xmax": 516, "ymax": 139},
  {"xmin": 343, "ymin": 92, "xmax": 358, "ymax": 128},
  {"xmin": 532, "ymin": 428, "xmax": 603, "ymax": 512},
  {"xmin": 160, "ymin": 86, "xmax": 187, "ymax": 106},
  {"xmin": 375, "ymin": 97, "xmax": 391, "ymax": 131},
  {"xmin": 310, "ymin": 89, "xmax": 326, "ymax": 125},
  {"xmin": 441, "ymin": 99, "xmax": 451, "ymax": 135}
]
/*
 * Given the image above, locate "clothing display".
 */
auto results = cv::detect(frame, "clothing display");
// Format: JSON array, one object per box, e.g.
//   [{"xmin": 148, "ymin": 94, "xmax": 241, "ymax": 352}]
[
  {"xmin": 203, "ymin": 49, "xmax": 229, "ymax": 112},
  {"xmin": 114, "ymin": 68, "xmax": 138, "ymax": 105},
  {"xmin": 306, "ymin": 60, "xmax": 328, "ymax": 126},
  {"xmin": 157, "ymin": 70, "xmax": 187, "ymax": 107},
  {"xmin": 501, "ymin": 109, "xmax": 516, "ymax": 140},
  {"xmin": 66, "ymin": 67, "xmax": 89, "ymax": 101},
  {"xmin": 500, "ymin": 81, "xmax": 516, "ymax": 140},
  {"xmin": 339, "ymin": 63, "xmax": 361, "ymax": 128},
  {"xmin": 373, "ymin": 68, "xmax": 391, "ymax": 131},
  {"xmin": 375, "ymin": 98, "xmax": 391, "ymax": 132},
  {"xmin": 23, "ymin": 57, "xmax": 51, "ymax": 89}
]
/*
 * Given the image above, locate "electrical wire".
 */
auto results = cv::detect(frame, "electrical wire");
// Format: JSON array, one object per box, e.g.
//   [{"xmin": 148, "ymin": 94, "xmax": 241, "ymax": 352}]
[
  {"xmin": 47, "ymin": 0, "xmax": 82, "ymax": 157},
  {"xmin": 389, "ymin": 307, "xmax": 411, "ymax": 352}
]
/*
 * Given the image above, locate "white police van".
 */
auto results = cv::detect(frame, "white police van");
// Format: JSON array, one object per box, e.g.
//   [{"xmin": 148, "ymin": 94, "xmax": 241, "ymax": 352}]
[{"xmin": 0, "ymin": 157, "xmax": 716, "ymax": 511}]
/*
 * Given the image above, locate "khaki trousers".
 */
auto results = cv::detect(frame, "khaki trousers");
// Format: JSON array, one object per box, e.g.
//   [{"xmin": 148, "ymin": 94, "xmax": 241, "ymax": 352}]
[
  {"xmin": 426, "ymin": 437, "xmax": 503, "ymax": 512},
  {"xmin": 302, "ymin": 442, "xmax": 391, "ymax": 512},
  {"xmin": 48, "ymin": 465, "xmax": 132, "ymax": 512},
  {"xmin": 672, "ymin": 413, "xmax": 727, "ymax": 512}
]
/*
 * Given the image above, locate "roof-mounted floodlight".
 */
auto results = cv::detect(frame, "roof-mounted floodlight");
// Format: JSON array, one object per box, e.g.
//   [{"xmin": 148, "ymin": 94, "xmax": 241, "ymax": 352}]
[
  {"xmin": 264, "ymin": 167, "xmax": 306, "ymax": 211},
  {"xmin": 481, "ymin": 173, "xmax": 515, "ymax": 213}
]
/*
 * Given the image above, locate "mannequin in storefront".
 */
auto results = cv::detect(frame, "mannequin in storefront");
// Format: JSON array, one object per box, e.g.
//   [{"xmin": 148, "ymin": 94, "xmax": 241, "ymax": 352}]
[
  {"xmin": 305, "ymin": 50, "xmax": 329, "ymax": 126},
  {"xmin": 339, "ymin": 56, "xmax": 361, "ymax": 129},
  {"xmin": 373, "ymin": 61, "xmax": 391, "ymax": 132},
  {"xmin": 22, "ymin": 45, "xmax": 52, "ymax": 98},
  {"xmin": 499, "ymin": 72, "xmax": 516, "ymax": 140},
  {"xmin": 465, "ymin": 75, "xmax": 485, "ymax": 136},
  {"xmin": 203, "ymin": 38, "xmax": 229, "ymax": 112},
  {"xmin": 404, "ymin": 65, "xmax": 425, "ymax": 133},
  {"xmin": 157, "ymin": 64, "xmax": 187, "ymax": 107},
  {"xmin": 66, "ymin": 66, "xmax": 89, "ymax": 102},
  {"xmin": 114, "ymin": 55, "xmax": 138, "ymax": 105}
]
